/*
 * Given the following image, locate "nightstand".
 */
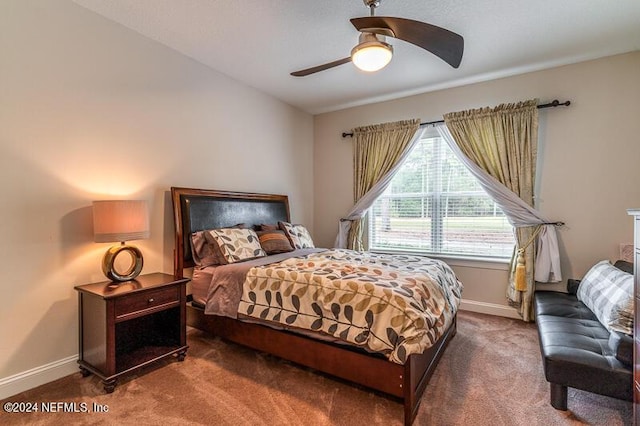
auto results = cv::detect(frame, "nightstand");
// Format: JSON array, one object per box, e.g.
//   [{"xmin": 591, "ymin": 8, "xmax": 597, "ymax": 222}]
[{"xmin": 75, "ymin": 273, "xmax": 189, "ymax": 393}]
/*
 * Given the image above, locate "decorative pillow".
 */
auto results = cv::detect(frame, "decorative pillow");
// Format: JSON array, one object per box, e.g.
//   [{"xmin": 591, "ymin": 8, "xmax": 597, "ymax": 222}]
[
  {"xmin": 206, "ymin": 228, "xmax": 266, "ymax": 264},
  {"xmin": 576, "ymin": 260, "xmax": 633, "ymax": 335},
  {"xmin": 192, "ymin": 223, "xmax": 249, "ymax": 267},
  {"xmin": 609, "ymin": 297, "xmax": 634, "ymax": 336},
  {"xmin": 257, "ymin": 230, "xmax": 294, "ymax": 255},
  {"xmin": 190, "ymin": 231, "xmax": 224, "ymax": 267},
  {"xmin": 278, "ymin": 221, "xmax": 315, "ymax": 249}
]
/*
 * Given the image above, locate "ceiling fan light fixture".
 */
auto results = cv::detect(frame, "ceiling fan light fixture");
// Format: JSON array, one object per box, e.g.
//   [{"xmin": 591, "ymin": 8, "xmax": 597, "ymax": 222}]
[
  {"xmin": 351, "ymin": 34, "xmax": 393, "ymax": 72},
  {"xmin": 289, "ymin": 0, "xmax": 464, "ymax": 77}
]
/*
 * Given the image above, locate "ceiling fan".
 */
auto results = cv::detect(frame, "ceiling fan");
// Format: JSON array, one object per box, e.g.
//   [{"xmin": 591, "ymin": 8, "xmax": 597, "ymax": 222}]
[{"xmin": 290, "ymin": 0, "xmax": 464, "ymax": 77}]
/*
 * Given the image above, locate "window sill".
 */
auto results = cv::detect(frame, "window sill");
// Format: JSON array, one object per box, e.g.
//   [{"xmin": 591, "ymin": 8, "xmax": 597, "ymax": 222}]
[{"xmin": 369, "ymin": 249, "xmax": 511, "ymax": 271}]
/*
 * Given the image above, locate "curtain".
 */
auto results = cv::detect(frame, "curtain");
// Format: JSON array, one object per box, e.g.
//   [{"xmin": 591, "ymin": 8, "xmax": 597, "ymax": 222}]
[
  {"xmin": 436, "ymin": 124, "xmax": 561, "ymax": 282},
  {"xmin": 442, "ymin": 100, "xmax": 561, "ymax": 321},
  {"xmin": 335, "ymin": 119, "xmax": 422, "ymax": 250}
]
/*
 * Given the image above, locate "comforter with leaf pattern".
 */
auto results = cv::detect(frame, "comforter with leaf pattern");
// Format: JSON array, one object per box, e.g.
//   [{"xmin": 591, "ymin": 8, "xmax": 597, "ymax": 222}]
[{"xmin": 237, "ymin": 249, "xmax": 462, "ymax": 364}]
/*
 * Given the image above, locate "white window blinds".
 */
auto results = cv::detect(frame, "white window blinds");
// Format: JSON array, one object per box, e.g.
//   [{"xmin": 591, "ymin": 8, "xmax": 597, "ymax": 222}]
[{"xmin": 369, "ymin": 133, "xmax": 515, "ymax": 258}]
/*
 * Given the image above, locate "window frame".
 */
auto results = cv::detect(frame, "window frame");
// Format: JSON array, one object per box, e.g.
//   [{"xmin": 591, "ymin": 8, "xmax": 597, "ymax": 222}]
[{"xmin": 367, "ymin": 127, "xmax": 514, "ymax": 262}]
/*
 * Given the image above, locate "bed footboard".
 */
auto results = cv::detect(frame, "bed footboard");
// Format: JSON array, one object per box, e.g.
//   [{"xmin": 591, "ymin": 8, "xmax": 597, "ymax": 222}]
[
  {"xmin": 187, "ymin": 302, "xmax": 456, "ymax": 425},
  {"xmin": 403, "ymin": 315, "xmax": 457, "ymax": 425}
]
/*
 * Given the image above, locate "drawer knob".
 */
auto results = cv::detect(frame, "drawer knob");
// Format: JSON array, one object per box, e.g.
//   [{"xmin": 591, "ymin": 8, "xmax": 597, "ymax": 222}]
[{"xmin": 148, "ymin": 298, "xmax": 154, "ymax": 303}]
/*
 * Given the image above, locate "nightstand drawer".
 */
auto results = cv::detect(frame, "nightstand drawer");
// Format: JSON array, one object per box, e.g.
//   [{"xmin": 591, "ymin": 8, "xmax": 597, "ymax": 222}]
[{"xmin": 115, "ymin": 286, "xmax": 180, "ymax": 320}]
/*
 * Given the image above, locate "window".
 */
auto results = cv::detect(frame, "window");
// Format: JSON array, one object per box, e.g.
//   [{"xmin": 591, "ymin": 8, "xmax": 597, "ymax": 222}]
[{"xmin": 369, "ymin": 129, "xmax": 515, "ymax": 258}]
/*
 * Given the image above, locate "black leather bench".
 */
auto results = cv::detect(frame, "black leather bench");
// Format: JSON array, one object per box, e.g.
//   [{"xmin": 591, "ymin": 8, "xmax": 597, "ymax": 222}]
[{"xmin": 533, "ymin": 263, "xmax": 633, "ymax": 410}]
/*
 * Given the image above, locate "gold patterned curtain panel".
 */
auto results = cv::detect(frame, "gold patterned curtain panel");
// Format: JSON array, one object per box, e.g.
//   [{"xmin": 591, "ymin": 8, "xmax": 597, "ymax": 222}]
[
  {"xmin": 345, "ymin": 119, "xmax": 421, "ymax": 250},
  {"xmin": 444, "ymin": 100, "xmax": 540, "ymax": 320}
]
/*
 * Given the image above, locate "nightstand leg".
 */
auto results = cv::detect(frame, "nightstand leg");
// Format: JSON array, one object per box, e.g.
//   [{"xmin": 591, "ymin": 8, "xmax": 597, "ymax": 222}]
[
  {"xmin": 79, "ymin": 366, "xmax": 91, "ymax": 377},
  {"xmin": 177, "ymin": 348, "xmax": 187, "ymax": 362},
  {"xmin": 103, "ymin": 379, "xmax": 117, "ymax": 393}
]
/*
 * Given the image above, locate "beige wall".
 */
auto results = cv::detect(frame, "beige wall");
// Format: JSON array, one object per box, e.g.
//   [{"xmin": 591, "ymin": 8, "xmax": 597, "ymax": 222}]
[
  {"xmin": 0, "ymin": 0, "xmax": 313, "ymax": 382},
  {"xmin": 314, "ymin": 52, "xmax": 640, "ymax": 313}
]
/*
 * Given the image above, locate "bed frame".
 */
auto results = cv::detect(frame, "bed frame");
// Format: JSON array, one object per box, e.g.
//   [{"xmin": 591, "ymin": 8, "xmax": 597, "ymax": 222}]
[{"xmin": 171, "ymin": 187, "xmax": 456, "ymax": 425}]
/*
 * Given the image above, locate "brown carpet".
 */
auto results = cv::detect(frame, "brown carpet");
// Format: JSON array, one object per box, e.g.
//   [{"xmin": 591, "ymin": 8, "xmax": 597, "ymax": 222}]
[{"xmin": 1, "ymin": 311, "xmax": 631, "ymax": 425}]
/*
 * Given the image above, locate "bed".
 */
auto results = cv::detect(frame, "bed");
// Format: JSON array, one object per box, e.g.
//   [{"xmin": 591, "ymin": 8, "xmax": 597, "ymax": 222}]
[{"xmin": 171, "ymin": 187, "xmax": 461, "ymax": 425}]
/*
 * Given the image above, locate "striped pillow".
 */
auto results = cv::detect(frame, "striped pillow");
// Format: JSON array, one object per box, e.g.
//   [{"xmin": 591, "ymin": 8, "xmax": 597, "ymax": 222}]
[
  {"xmin": 257, "ymin": 230, "xmax": 294, "ymax": 254},
  {"xmin": 577, "ymin": 260, "xmax": 633, "ymax": 335}
]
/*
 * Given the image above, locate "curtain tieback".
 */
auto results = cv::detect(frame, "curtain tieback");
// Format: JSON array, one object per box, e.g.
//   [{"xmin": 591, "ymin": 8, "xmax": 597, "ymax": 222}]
[{"xmin": 514, "ymin": 225, "xmax": 543, "ymax": 291}]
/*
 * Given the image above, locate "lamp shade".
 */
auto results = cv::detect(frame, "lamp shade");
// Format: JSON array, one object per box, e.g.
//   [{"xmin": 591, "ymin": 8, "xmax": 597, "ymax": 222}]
[
  {"xmin": 351, "ymin": 33, "xmax": 393, "ymax": 72},
  {"xmin": 93, "ymin": 200, "xmax": 150, "ymax": 243}
]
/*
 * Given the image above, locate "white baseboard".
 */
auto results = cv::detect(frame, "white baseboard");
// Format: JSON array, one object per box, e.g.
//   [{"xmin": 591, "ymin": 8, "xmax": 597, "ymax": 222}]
[
  {"xmin": 0, "ymin": 355, "xmax": 78, "ymax": 400},
  {"xmin": 459, "ymin": 299, "xmax": 521, "ymax": 319},
  {"xmin": 1, "ymin": 301, "xmax": 516, "ymax": 399}
]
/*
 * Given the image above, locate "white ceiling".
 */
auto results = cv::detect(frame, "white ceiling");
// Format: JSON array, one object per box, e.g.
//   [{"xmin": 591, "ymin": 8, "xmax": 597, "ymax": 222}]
[{"xmin": 73, "ymin": 0, "xmax": 640, "ymax": 114}]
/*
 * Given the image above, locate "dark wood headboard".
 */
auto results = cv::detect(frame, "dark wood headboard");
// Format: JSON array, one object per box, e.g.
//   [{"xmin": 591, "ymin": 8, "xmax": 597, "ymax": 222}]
[{"xmin": 170, "ymin": 187, "xmax": 290, "ymax": 277}]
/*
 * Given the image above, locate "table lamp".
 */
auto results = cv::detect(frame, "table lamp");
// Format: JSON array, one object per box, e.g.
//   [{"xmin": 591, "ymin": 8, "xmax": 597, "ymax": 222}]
[{"xmin": 92, "ymin": 200, "xmax": 149, "ymax": 282}]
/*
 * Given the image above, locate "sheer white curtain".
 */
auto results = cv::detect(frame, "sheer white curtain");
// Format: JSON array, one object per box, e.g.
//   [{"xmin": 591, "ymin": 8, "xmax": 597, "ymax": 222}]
[
  {"xmin": 436, "ymin": 124, "xmax": 561, "ymax": 283},
  {"xmin": 335, "ymin": 127, "xmax": 425, "ymax": 248}
]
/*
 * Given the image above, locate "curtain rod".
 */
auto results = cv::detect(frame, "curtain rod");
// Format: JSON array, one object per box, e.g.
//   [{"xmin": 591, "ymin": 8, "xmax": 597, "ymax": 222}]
[{"xmin": 341, "ymin": 99, "xmax": 571, "ymax": 138}]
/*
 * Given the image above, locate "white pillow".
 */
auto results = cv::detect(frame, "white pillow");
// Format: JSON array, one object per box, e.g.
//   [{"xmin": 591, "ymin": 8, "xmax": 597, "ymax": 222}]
[{"xmin": 576, "ymin": 260, "xmax": 633, "ymax": 335}]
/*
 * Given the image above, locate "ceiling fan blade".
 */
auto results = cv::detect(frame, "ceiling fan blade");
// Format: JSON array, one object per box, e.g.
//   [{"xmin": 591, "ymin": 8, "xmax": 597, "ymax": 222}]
[
  {"xmin": 290, "ymin": 57, "xmax": 352, "ymax": 77},
  {"xmin": 351, "ymin": 16, "xmax": 464, "ymax": 68}
]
